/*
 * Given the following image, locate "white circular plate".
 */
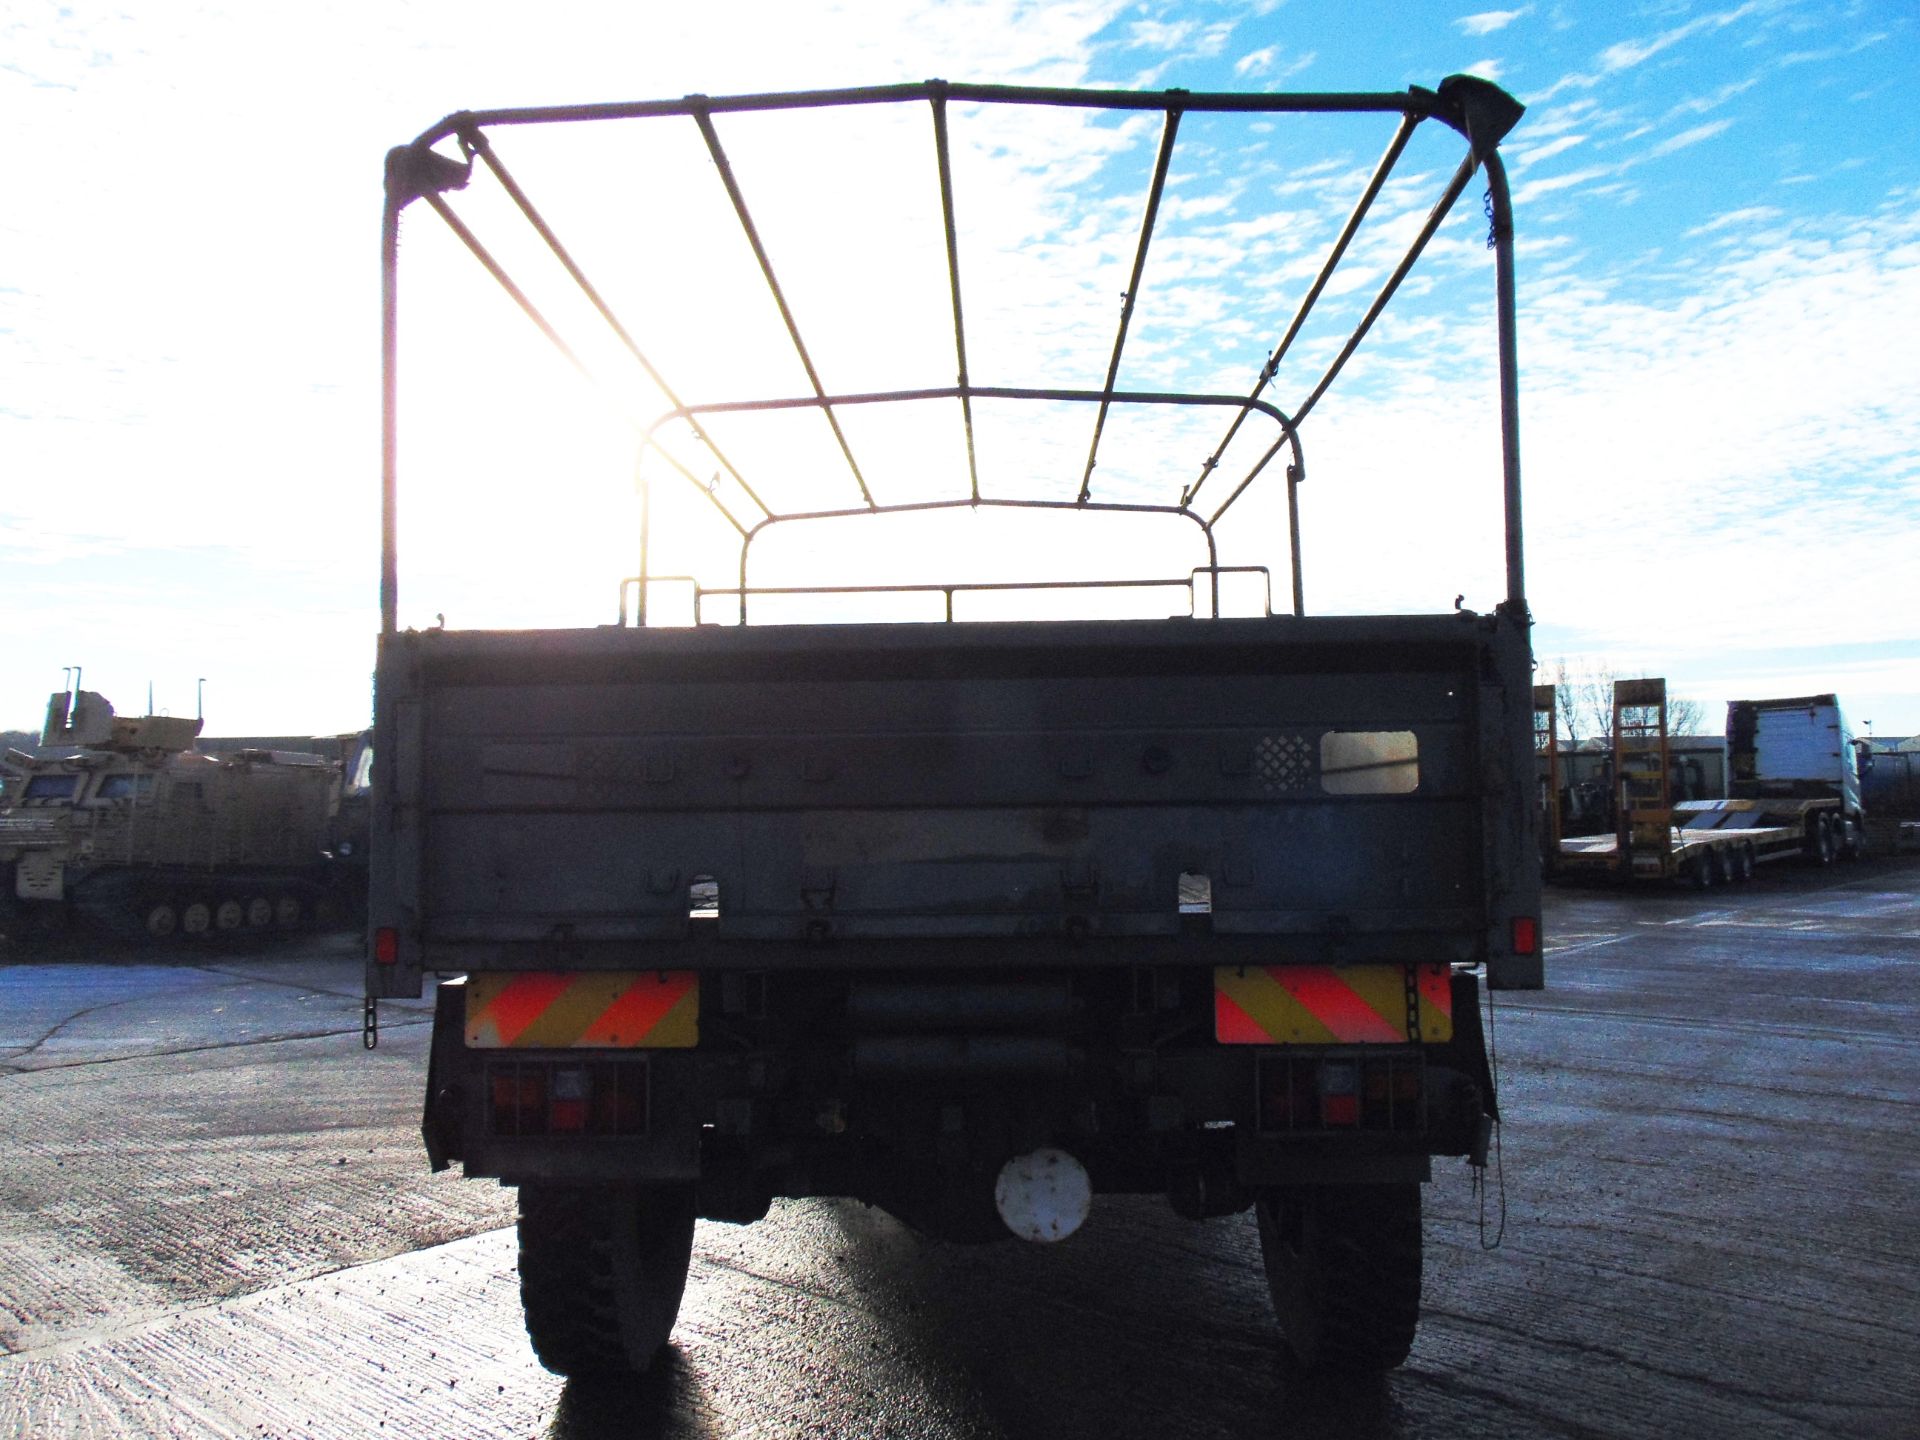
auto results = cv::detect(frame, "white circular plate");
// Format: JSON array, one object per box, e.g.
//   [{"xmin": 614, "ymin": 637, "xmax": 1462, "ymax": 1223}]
[{"xmin": 994, "ymin": 1147, "xmax": 1092, "ymax": 1243}]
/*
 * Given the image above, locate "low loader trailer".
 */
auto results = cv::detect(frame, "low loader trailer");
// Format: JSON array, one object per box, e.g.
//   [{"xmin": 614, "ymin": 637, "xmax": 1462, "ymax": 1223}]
[
  {"xmin": 370, "ymin": 78, "xmax": 1541, "ymax": 1378},
  {"xmin": 1539, "ymin": 682, "xmax": 1867, "ymax": 887}
]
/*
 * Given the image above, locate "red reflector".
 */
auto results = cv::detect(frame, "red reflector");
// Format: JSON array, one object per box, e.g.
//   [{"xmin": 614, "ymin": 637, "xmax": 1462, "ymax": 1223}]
[
  {"xmin": 374, "ymin": 927, "xmax": 399, "ymax": 965},
  {"xmin": 1320, "ymin": 1093, "xmax": 1360, "ymax": 1127},
  {"xmin": 1512, "ymin": 916, "xmax": 1539, "ymax": 955}
]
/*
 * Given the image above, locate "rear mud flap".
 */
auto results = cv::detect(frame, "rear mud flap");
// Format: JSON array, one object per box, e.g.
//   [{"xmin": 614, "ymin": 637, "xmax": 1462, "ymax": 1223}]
[
  {"xmin": 1437, "ymin": 969, "xmax": 1497, "ymax": 1122},
  {"xmin": 422, "ymin": 978, "xmax": 467, "ymax": 1172}
]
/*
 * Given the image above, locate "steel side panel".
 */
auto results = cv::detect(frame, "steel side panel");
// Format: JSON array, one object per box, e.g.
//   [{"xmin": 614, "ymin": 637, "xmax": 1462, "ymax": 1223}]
[
  {"xmin": 376, "ymin": 616, "xmax": 1526, "ymax": 971},
  {"xmin": 421, "ymin": 799, "xmax": 1481, "ymax": 938}
]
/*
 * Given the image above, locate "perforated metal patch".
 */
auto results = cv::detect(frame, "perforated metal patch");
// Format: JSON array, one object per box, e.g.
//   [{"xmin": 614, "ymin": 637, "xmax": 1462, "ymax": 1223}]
[{"xmin": 1254, "ymin": 734, "xmax": 1317, "ymax": 794}]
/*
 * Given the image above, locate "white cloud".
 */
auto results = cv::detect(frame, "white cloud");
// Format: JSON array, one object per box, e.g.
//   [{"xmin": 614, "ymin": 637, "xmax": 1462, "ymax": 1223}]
[
  {"xmin": 1517, "ymin": 206, "xmax": 1920, "ymax": 691},
  {"xmin": 1124, "ymin": 15, "xmax": 1234, "ymax": 61},
  {"xmin": 1509, "ymin": 133, "xmax": 1587, "ymax": 172},
  {"xmin": 1235, "ymin": 45, "xmax": 1278, "ymax": 76},
  {"xmin": 1126, "ymin": 18, "xmax": 1196, "ymax": 50},
  {"xmin": 1532, "ymin": 4, "xmax": 1760, "ymax": 101},
  {"xmin": 1456, "ymin": 7, "xmax": 1531, "ymax": 37},
  {"xmin": 1651, "ymin": 118, "xmax": 1734, "ymax": 157},
  {"xmin": 1511, "ymin": 164, "xmax": 1617, "ymax": 206},
  {"xmin": 1665, "ymin": 75, "xmax": 1761, "ymax": 118},
  {"xmin": 1684, "ymin": 205, "xmax": 1784, "ymax": 238},
  {"xmin": 1596, "ymin": 4, "xmax": 1757, "ymax": 72}
]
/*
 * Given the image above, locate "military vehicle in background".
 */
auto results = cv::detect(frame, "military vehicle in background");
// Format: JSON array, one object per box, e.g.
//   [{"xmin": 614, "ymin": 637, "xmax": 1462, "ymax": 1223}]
[{"xmin": 0, "ymin": 686, "xmax": 350, "ymax": 939}]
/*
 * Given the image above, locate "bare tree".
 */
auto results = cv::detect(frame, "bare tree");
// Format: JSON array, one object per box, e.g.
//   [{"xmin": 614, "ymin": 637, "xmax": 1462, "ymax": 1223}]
[
  {"xmin": 1551, "ymin": 657, "xmax": 1619, "ymax": 749},
  {"xmin": 1552, "ymin": 658, "xmax": 1709, "ymax": 742}
]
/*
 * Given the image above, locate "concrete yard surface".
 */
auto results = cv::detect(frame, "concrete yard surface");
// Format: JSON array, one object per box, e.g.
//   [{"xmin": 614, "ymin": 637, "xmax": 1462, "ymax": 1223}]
[{"xmin": 3, "ymin": 861, "xmax": 1917, "ymax": 1439}]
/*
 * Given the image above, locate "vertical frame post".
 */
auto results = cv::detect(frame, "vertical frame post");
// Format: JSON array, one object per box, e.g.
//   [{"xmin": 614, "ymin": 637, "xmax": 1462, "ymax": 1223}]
[
  {"xmin": 1485, "ymin": 151, "xmax": 1525, "ymax": 614},
  {"xmin": 380, "ymin": 194, "xmax": 401, "ymax": 637}
]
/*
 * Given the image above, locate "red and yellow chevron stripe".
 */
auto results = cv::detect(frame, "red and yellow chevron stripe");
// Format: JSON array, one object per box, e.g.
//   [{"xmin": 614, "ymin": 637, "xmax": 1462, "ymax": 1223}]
[
  {"xmin": 464, "ymin": 971, "xmax": 698, "ymax": 1049},
  {"xmin": 1214, "ymin": 963, "xmax": 1452, "ymax": 1045}
]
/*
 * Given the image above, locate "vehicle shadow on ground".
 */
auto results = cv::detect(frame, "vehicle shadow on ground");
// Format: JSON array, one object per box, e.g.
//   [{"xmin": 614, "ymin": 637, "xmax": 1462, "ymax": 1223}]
[
  {"xmin": 545, "ymin": 1353, "xmax": 713, "ymax": 1440},
  {"xmin": 535, "ymin": 1195, "xmax": 1416, "ymax": 1440},
  {"xmin": 839, "ymin": 1197, "xmax": 1412, "ymax": 1439}
]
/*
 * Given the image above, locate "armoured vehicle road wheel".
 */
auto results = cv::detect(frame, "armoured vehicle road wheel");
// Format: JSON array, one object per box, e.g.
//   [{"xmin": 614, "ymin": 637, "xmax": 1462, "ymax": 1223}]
[
  {"xmin": 244, "ymin": 896, "xmax": 273, "ymax": 928},
  {"xmin": 273, "ymin": 894, "xmax": 303, "ymax": 929},
  {"xmin": 143, "ymin": 902, "xmax": 178, "ymax": 939},
  {"xmin": 214, "ymin": 898, "xmax": 244, "ymax": 932},
  {"xmin": 1256, "ymin": 1183, "xmax": 1421, "ymax": 1371},
  {"xmin": 517, "ymin": 1183, "xmax": 695, "ymax": 1378},
  {"xmin": 181, "ymin": 900, "xmax": 213, "ymax": 937}
]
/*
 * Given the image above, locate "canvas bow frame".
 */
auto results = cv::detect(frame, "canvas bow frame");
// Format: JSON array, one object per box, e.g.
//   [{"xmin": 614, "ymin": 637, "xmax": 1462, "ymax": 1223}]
[{"xmin": 379, "ymin": 76, "xmax": 1525, "ymax": 633}]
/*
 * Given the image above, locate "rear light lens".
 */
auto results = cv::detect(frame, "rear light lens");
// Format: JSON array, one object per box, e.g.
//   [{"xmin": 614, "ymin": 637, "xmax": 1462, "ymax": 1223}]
[
  {"xmin": 489, "ymin": 1066, "xmax": 547, "ymax": 1135},
  {"xmin": 1319, "ymin": 1061, "xmax": 1360, "ymax": 1127},
  {"xmin": 1259, "ymin": 1054, "xmax": 1423, "ymax": 1133},
  {"xmin": 373, "ymin": 927, "xmax": 399, "ymax": 965},
  {"xmin": 486, "ymin": 1060, "xmax": 649, "ymax": 1137},
  {"xmin": 1512, "ymin": 915, "xmax": 1539, "ymax": 956},
  {"xmin": 549, "ymin": 1067, "xmax": 589, "ymax": 1133},
  {"xmin": 1258, "ymin": 1056, "xmax": 1319, "ymax": 1130}
]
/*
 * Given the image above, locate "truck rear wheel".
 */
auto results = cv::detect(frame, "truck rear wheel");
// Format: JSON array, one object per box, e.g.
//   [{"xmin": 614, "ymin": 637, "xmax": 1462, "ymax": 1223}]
[
  {"xmin": 1255, "ymin": 1182, "xmax": 1421, "ymax": 1371},
  {"xmin": 517, "ymin": 1183, "xmax": 696, "ymax": 1378},
  {"xmin": 1839, "ymin": 817, "xmax": 1863, "ymax": 860},
  {"xmin": 1808, "ymin": 815, "xmax": 1836, "ymax": 865},
  {"xmin": 1710, "ymin": 846, "xmax": 1734, "ymax": 885}
]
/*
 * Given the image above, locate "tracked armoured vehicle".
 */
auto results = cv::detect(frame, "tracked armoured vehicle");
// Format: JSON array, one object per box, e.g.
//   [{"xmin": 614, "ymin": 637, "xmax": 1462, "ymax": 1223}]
[{"xmin": 0, "ymin": 687, "xmax": 344, "ymax": 939}]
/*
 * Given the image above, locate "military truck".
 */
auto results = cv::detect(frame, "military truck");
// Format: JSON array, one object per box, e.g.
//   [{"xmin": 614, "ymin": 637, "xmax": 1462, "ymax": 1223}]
[
  {"xmin": 370, "ymin": 78, "xmax": 1541, "ymax": 1375},
  {"xmin": 0, "ymin": 687, "xmax": 344, "ymax": 938}
]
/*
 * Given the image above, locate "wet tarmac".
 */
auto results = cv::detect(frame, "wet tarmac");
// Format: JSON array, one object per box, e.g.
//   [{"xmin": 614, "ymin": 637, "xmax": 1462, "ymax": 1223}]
[{"xmin": 3, "ymin": 860, "xmax": 1917, "ymax": 1439}]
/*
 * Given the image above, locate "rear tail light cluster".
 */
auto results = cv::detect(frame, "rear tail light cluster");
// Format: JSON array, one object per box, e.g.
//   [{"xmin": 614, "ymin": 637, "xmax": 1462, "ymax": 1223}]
[
  {"xmin": 486, "ymin": 1060, "xmax": 649, "ymax": 1137},
  {"xmin": 1257, "ymin": 1054, "xmax": 1423, "ymax": 1133}
]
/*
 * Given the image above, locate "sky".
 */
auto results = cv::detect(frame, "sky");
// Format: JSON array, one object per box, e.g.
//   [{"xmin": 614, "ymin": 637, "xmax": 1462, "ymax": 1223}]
[{"xmin": 4, "ymin": 0, "xmax": 1916, "ymax": 738}]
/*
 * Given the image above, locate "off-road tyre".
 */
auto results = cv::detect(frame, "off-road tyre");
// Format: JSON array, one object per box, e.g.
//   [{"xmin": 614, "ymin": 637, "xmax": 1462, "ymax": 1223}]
[
  {"xmin": 1256, "ymin": 1182, "xmax": 1422, "ymax": 1371},
  {"xmin": 517, "ymin": 1183, "xmax": 696, "ymax": 1378}
]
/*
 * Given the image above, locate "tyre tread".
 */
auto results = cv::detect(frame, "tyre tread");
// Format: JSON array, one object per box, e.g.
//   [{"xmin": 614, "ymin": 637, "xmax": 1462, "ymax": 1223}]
[
  {"xmin": 1258, "ymin": 1183, "xmax": 1422, "ymax": 1371},
  {"xmin": 517, "ymin": 1184, "xmax": 694, "ymax": 1378}
]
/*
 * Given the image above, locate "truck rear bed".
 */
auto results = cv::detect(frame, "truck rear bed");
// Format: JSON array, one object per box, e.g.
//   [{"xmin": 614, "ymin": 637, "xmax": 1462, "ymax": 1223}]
[{"xmin": 371, "ymin": 610, "xmax": 1540, "ymax": 994}]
